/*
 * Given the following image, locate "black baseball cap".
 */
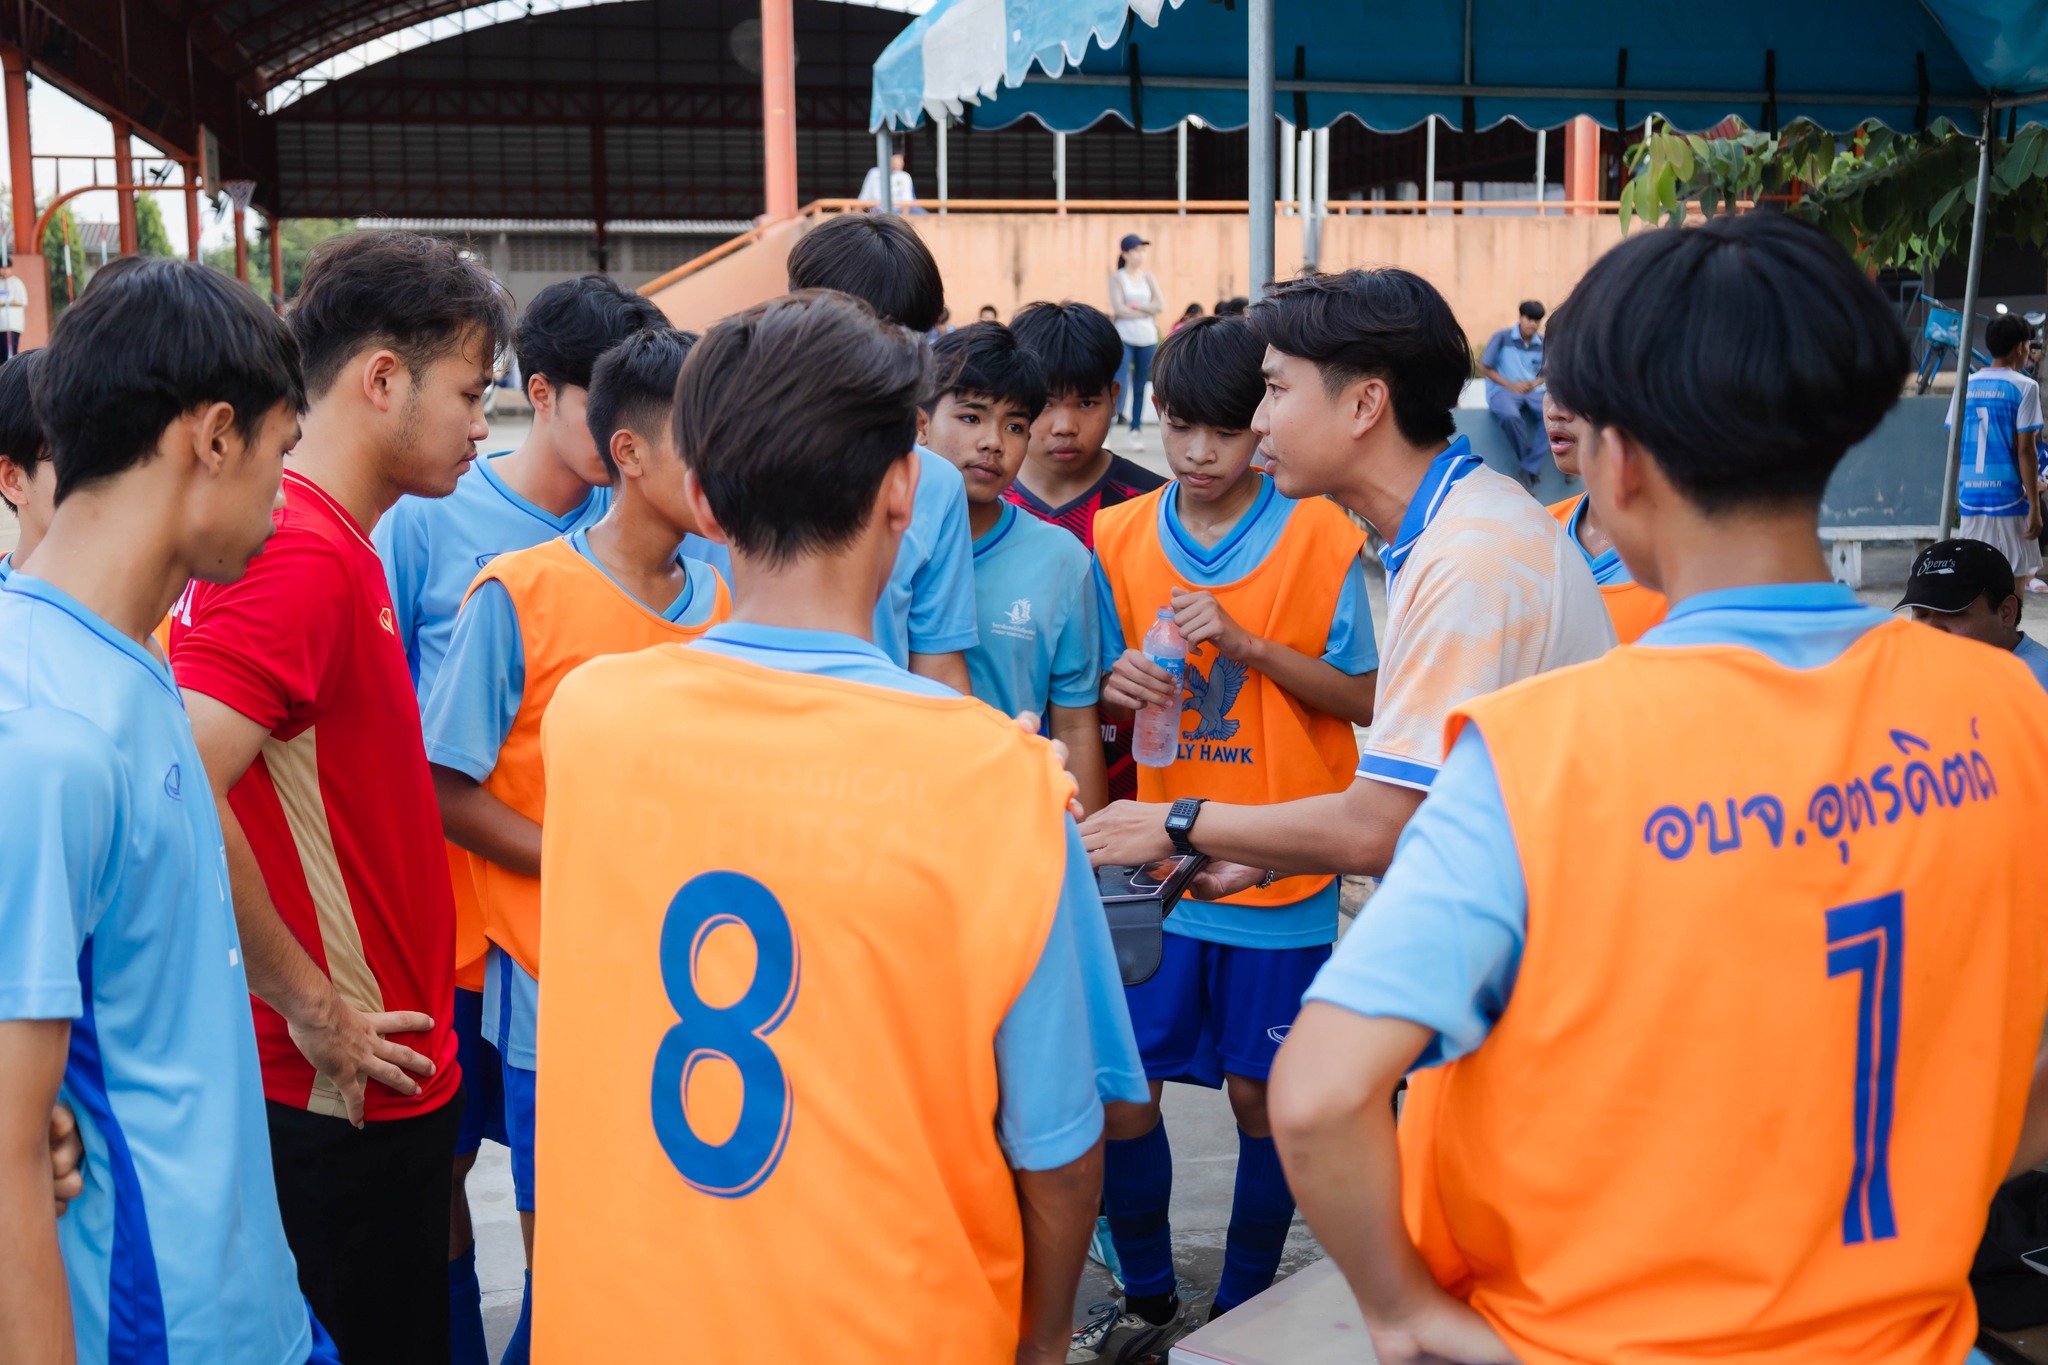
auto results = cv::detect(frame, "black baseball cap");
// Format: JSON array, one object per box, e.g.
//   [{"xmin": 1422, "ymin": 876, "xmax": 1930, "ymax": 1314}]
[
  {"xmin": 1119, "ymin": 233, "xmax": 1149, "ymax": 252},
  {"xmin": 1896, "ymin": 538, "xmax": 2017, "ymax": 613}
]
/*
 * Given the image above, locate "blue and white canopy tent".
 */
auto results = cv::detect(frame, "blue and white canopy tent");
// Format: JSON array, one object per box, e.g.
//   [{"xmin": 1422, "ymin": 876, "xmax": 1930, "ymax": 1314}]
[{"xmin": 871, "ymin": 0, "xmax": 2048, "ymax": 529}]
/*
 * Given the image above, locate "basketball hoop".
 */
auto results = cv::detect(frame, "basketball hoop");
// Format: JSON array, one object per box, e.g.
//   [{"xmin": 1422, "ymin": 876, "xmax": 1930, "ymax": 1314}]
[{"xmin": 222, "ymin": 180, "xmax": 257, "ymax": 215}]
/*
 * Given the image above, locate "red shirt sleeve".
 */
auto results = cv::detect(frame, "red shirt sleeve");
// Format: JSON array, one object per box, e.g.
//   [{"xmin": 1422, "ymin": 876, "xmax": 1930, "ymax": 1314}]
[{"xmin": 171, "ymin": 528, "xmax": 354, "ymax": 732}]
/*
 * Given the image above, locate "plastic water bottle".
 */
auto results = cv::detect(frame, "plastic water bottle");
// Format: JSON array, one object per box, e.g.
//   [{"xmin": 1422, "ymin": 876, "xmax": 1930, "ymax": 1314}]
[{"xmin": 1133, "ymin": 607, "xmax": 1186, "ymax": 768}]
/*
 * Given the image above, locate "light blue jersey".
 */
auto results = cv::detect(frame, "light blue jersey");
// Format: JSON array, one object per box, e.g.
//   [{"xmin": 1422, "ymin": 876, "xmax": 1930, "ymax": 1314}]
[
  {"xmin": 1094, "ymin": 476, "xmax": 1378, "ymax": 949},
  {"xmin": 873, "ymin": 445, "xmax": 978, "ymax": 668},
  {"xmin": 1563, "ymin": 495, "xmax": 1637, "ymax": 587},
  {"xmin": 965, "ymin": 501, "xmax": 1101, "ymax": 720},
  {"xmin": 373, "ymin": 451, "xmax": 609, "ymax": 702},
  {"xmin": 424, "ymin": 530, "xmax": 724, "ymax": 1067},
  {"xmin": 1946, "ymin": 367, "xmax": 2044, "ymax": 516},
  {"xmin": 0, "ymin": 549, "xmax": 12, "ymax": 580},
  {"xmin": 1305, "ymin": 583, "xmax": 1893, "ymax": 1068},
  {"xmin": 690, "ymin": 621, "xmax": 1147, "ymax": 1168},
  {"xmin": 0, "ymin": 575, "xmax": 322, "ymax": 1365},
  {"xmin": 2015, "ymin": 632, "xmax": 2048, "ymax": 691}
]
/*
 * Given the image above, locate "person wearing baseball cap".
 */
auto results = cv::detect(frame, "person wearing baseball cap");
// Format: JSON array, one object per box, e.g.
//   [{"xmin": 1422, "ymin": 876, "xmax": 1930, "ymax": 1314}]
[
  {"xmin": 1898, "ymin": 537, "xmax": 2048, "ymax": 689},
  {"xmin": 1109, "ymin": 233, "xmax": 1163, "ymax": 435}
]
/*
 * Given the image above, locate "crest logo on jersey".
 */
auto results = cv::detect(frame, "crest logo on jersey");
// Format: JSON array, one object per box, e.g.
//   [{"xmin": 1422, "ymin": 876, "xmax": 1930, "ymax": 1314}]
[
  {"xmin": 992, "ymin": 596, "xmax": 1037, "ymax": 642},
  {"xmin": 379, "ymin": 606, "xmax": 395, "ymax": 634},
  {"xmin": 163, "ymin": 764, "xmax": 182, "ymax": 800},
  {"xmin": 1006, "ymin": 598, "xmax": 1032, "ymax": 626}
]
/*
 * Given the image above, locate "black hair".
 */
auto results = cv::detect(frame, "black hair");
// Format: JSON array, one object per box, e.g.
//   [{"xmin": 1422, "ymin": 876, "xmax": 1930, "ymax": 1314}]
[
  {"xmin": 1519, "ymin": 299, "xmax": 1546, "ymax": 322},
  {"xmin": 0, "ymin": 349, "xmax": 47, "ymax": 488},
  {"xmin": 1546, "ymin": 213, "xmax": 1909, "ymax": 514},
  {"xmin": 785, "ymin": 214, "xmax": 946, "ymax": 333},
  {"xmin": 674, "ymin": 290, "xmax": 926, "ymax": 565},
  {"xmin": 978, "ymin": 304, "xmax": 1000, "ymax": 319},
  {"xmin": 291, "ymin": 230, "xmax": 512, "ymax": 398},
  {"xmin": 1180, "ymin": 302, "xmax": 1204, "ymax": 321},
  {"xmin": 586, "ymin": 327, "xmax": 700, "ymax": 481},
  {"xmin": 1986, "ymin": 312, "xmax": 2033, "ymax": 360},
  {"xmin": 1249, "ymin": 268, "xmax": 1467, "ymax": 446},
  {"xmin": 1215, "ymin": 296, "xmax": 1249, "ymax": 317},
  {"xmin": 35, "ymin": 257, "xmax": 303, "ymax": 504},
  {"xmin": 922, "ymin": 322, "xmax": 1047, "ymax": 420},
  {"xmin": 518, "ymin": 273, "xmax": 666, "ymax": 393},
  {"xmin": 1152, "ymin": 315, "xmax": 1265, "ymax": 430},
  {"xmin": 1008, "ymin": 301, "xmax": 1123, "ymax": 398}
]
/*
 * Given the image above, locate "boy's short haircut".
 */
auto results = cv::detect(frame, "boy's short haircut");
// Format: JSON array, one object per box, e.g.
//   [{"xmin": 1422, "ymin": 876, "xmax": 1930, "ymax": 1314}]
[
  {"xmin": 517, "ymin": 273, "xmax": 666, "ymax": 392},
  {"xmin": 0, "ymin": 349, "xmax": 47, "ymax": 479},
  {"xmin": 785, "ymin": 215, "xmax": 945, "ymax": 334},
  {"xmin": 674, "ymin": 290, "xmax": 924, "ymax": 565},
  {"xmin": 1151, "ymin": 315, "xmax": 1265, "ymax": 430},
  {"xmin": 585, "ymin": 326, "xmax": 700, "ymax": 481},
  {"xmin": 1546, "ymin": 213, "xmax": 1909, "ymax": 514},
  {"xmin": 923, "ymin": 322, "xmax": 1047, "ymax": 421},
  {"xmin": 1007, "ymin": 301, "xmax": 1123, "ymax": 398},
  {"xmin": 1248, "ymin": 269, "xmax": 1466, "ymax": 446},
  {"xmin": 36, "ymin": 257, "xmax": 303, "ymax": 504},
  {"xmin": 1985, "ymin": 312, "xmax": 2032, "ymax": 359},
  {"xmin": 1519, "ymin": 299, "xmax": 1546, "ymax": 322},
  {"xmin": 290, "ymin": 229, "xmax": 512, "ymax": 399}
]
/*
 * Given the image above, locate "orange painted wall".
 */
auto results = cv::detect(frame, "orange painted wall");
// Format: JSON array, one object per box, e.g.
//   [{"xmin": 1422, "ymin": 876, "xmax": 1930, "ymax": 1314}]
[{"xmin": 648, "ymin": 211, "xmax": 1630, "ymax": 345}]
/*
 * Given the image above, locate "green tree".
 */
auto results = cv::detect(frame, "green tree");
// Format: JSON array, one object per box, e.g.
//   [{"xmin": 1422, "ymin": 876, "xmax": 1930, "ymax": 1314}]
[
  {"xmin": 205, "ymin": 216, "xmax": 356, "ymax": 301},
  {"xmin": 135, "ymin": 193, "xmax": 174, "ymax": 258},
  {"xmin": 1616, "ymin": 116, "xmax": 2048, "ymax": 276}
]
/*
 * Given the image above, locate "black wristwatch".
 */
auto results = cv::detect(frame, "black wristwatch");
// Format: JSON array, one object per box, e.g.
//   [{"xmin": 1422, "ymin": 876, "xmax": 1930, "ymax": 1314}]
[{"xmin": 1165, "ymin": 798, "xmax": 1206, "ymax": 856}]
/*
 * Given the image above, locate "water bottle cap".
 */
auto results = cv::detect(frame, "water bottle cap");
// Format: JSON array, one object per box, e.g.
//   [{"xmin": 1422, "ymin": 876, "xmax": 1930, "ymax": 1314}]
[{"xmin": 1156, "ymin": 607, "xmax": 1175, "ymax": 619}]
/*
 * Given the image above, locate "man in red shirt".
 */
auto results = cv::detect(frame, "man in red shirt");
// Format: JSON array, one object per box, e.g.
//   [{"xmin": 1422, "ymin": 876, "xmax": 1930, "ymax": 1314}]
[{"xmin": 173, "ymin": 230, "xmax": 510, "ymax": 1365}]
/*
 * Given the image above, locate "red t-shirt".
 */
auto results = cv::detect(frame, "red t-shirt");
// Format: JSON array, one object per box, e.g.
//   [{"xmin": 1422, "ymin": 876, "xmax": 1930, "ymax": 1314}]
[{"xmin": 171, "ymin": 469, "xmax": 459, "ymax": 1121}]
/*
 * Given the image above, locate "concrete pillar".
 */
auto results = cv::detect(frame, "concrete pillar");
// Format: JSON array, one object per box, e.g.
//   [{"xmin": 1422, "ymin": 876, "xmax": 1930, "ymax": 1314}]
[
  {"xmin": 112, "ymin": 117, "xmax": 137, "ymax": 255},
  {"xmin": 3, "ymin": 44, "xmax": 47, "ymax": 346},
  {"xmin": 1564, "ymin": 115, "xmax": 1600, "ymax": 216},
  {"xmin": 232, "ymin": 204, "xmax": 248, "ymax": 281},
  {"xmin": 759, "ymin": 0, "xmax": 798, "ymax": 219}
]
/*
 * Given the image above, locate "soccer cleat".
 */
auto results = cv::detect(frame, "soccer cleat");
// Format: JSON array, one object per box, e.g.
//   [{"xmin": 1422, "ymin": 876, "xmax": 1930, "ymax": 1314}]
[{"xmin": 1066, "ymin": 1294, "xmax": 1183, "ymax": 1364}]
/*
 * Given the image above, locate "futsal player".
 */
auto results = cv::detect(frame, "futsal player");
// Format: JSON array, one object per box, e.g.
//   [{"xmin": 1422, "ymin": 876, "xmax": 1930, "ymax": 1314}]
[
  {"xmin": 782, "ymin": 213, "xmax": 977, "ymax": 691},
  {"xmin": 1542, "ymin": 383, "xmax": 1666, "ymax": 641},
  {"xmin": 173, "ymin": 230, "xmax": 511, "ymax": 1363},
  {"xmin": 0, "ymin": 257, "xmax": 339, "ymax": 1363},
  {"xmin": 1271, "ymin": 211, "xmax": 2048, "ymax": 1365},
  {"xmin": 530, "ymin": 290, "xmax": 1144, "ymax": 1363},
  {"xmin": 1077, "ymin": 313, "xmax": 1375, "ymax": 1356},
  {"xmin": 423, "ymin": 326, "xmax": 727, "ymax": 1361},
  {"xmin": 918, "ymin": 321, "xmax": 1106, "ymax": 811}
]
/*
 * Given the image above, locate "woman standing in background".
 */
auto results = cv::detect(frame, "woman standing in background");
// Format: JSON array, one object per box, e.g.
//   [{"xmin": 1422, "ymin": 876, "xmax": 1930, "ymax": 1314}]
[{"xmin": 1109, "ymin": 232, "xmax": 1163, "ymax": 434}]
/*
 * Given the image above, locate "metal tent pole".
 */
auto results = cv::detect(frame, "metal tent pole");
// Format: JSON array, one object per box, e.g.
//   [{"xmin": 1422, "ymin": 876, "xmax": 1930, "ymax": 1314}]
[
  {"xmin": 1177, "ymin": 117, "xmax": 1188, "ymax": 214},
  {"xmin": 1534, "ymin": 127, "xmax": 1547, "ymax": 214},
  {"xmin": 876, "ymin": 130, "xmax": 893, "ymax": 212},
  {"xmin": 1939, "ymin": 108, "xmax": 1997, "ymax": 538},
  {"xmin": 1247, "ymin": 0, "xmax": 1274, "ymax": 297},
  {"xmin": 937, "ymin": 116, "xmax": 948, "ymax": 214}
]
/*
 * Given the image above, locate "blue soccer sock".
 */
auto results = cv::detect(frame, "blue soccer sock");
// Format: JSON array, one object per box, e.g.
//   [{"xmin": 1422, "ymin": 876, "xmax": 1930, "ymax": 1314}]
[
  {"xmin": 499, "ymin": 1270, "xmax": 531, "ymax": 1365},
  {"xmin": 1103, "ymin": 1120, "xmax": 1176, "ymax": 1304},
  {"xmin": 1214, "ymin": 1129, "xmax": 1295, "ymax": 1314},
  {"xmin": 448, "ymin": 1245, "xmax": 486, "ymax": 1365}
]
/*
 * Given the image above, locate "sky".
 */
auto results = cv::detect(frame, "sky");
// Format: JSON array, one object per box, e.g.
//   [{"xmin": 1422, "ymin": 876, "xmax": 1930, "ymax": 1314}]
[{"xmin": 1, "ymin": 77, "xmax": 261, "ymax": 261}]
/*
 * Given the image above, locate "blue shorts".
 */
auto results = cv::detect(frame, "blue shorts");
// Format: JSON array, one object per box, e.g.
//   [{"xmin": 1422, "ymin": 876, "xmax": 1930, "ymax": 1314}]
[
  {"xmin": 504, "ymin": 1055, "xmax": 537, "ymax": 1213},
  {"xmin": 1124, "ymin": 935, "xmax": 1331, "ymax": 1085},
  {"xmin": 453, "ymin": 986, "xmax": 507, "ymax": 1155}
]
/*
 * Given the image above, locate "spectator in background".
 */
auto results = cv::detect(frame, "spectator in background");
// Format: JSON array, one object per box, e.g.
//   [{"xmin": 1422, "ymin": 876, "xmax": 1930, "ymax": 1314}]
[
  {"xmin": 979, "ymin": 304, "xmax": 1000, "ymax": 323},
  {"xmin": 1947, "ymin": 312, "xmax": 2042, "ymax": 593},
  {"xmin": 1898, "ymin": 538, "xmax": 2048, "ymax": 690},
  {"xmin": 859, "ymin": 151, "xmax": 918, "ymax": 213},
  {"xmin": 1481, "ymin": 299, "xmax": 1547, "ymax": 483},
  {"xmin": 1174, "ymin": 302, "xmax": 1204, "ymax": 332},
  {"xmin": 0, "ymin": 263, "xmax": 25, "ymax": 358},
  {"xmin": 1109, "ymin": 234, "xmax": 1164, "ymax": 435}
]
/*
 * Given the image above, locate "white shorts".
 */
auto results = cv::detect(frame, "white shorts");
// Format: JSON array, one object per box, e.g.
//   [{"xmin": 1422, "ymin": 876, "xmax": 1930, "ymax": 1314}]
[{"xmin": 1960, "ymin": 513, "xmax": 2044, "ymax": 579}]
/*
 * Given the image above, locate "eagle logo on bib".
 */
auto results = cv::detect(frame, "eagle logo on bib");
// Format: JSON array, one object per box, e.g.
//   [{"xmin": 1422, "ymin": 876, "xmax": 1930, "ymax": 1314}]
[{"xmin": 1183, "ymin": 658, "xmax": 1246, "ymax": 742}]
